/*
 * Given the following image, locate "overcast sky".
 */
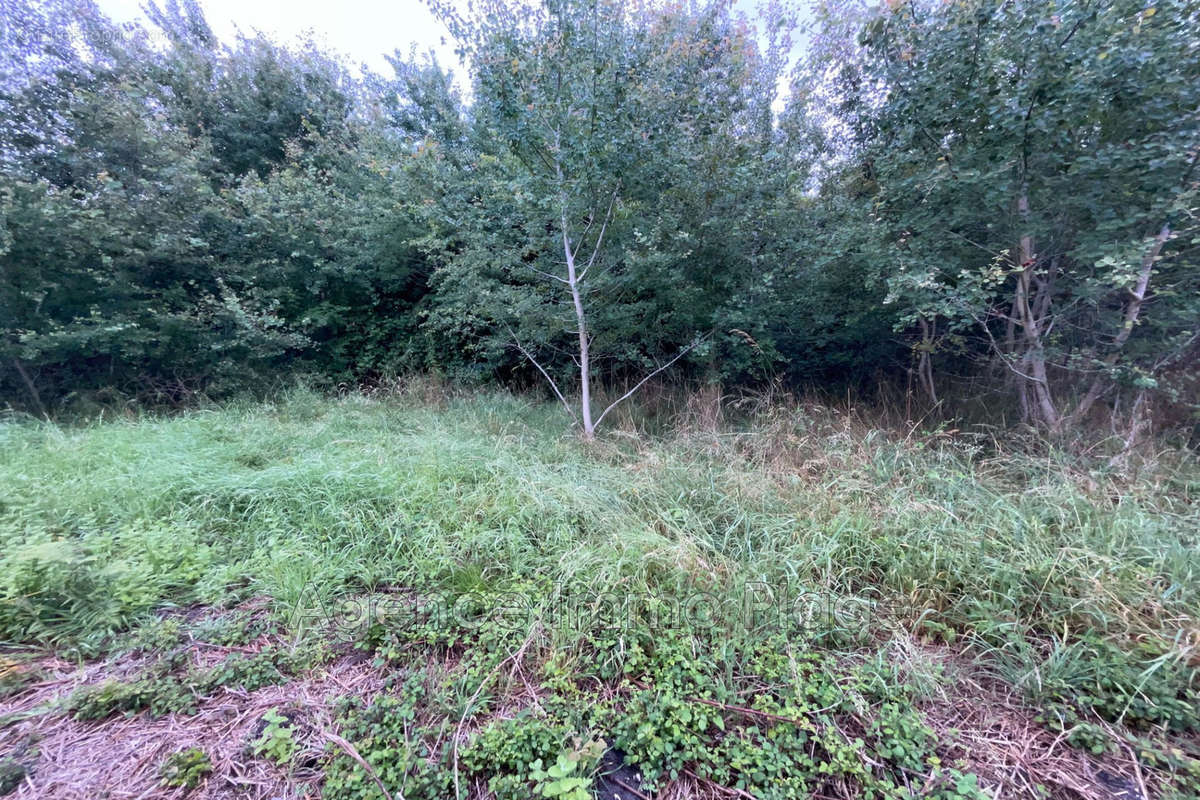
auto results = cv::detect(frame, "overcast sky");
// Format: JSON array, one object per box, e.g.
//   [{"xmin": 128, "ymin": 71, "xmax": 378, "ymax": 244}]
[
  {"xmin": 92, "ymin": 0, "xmax": 806, "ymax": 111},
  {"xmin": 95, "ymin": 0, "xmax": 463, "ymax": 76},
  {"xmin": 95, "ymin": 1, "xmax": 804, "ymax": 76}
]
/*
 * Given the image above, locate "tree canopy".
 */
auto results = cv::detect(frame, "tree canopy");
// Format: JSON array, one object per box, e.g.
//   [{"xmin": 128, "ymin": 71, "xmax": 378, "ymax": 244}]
[{"xmin": 1, "ymin": 0, "xmax": 1196, "ymax": 441}]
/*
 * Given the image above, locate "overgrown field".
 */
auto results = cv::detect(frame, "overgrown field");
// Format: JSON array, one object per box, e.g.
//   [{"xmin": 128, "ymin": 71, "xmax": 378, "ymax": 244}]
[{"xmin": 1, "ymin": 388, "xmax": 1197, "ymax": 799}]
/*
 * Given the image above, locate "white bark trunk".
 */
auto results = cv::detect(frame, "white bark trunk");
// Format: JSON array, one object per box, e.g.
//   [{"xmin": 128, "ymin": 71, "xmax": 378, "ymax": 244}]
[
  {"xmin": 1073, "ymin": 222, "xmax": 1171, "ymax": 422},
  {"xmin": 562, "ymin": 220, "xmax": 595, "ymax": 439}
]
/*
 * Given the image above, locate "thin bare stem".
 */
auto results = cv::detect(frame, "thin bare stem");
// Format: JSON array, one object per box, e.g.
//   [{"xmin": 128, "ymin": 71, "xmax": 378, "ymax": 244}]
[
  {"xmin": 524, "ymin": 264, "xmax": 570, "ymax": 284},
  {"xmin": 593, "ymin": 334, "xmax": 705, "ymax": 430},
  {"xmin": 507, "ymin": 326, "xmax": 579, "ymax": 427},
  {"xmin": 577, "ymin": 190, "xmax": 617, "ymax": 283}
]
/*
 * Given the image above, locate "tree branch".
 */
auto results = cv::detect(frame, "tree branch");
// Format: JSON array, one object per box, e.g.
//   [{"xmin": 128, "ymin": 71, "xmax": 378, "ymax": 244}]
[
  {"xmin": 577, "ymin": 190, "xmax": 618, "ymax": 282},
  {"xmin": 506, "ymin": 326, "xmax": 579, "ymax": 427},
  {"xmin": 593, "ymin": 334, "xmax": 705, "ymax": 429},
  {"xmin": 525, "ymin": 264, "xmax": 570, "ymax": 284},
  {"xmin": 10, "ymin": 357, "xmax": 47, "ymax": 419},
  {"xmin": 1071, "ymin": 222, "xmax": 1171, "ymax": 421}
]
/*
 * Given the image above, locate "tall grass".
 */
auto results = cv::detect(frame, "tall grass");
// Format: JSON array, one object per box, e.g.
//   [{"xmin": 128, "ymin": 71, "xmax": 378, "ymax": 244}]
[{"xmin": 1, "ymin": 384, "xmax": 1196, "ymax": 682}]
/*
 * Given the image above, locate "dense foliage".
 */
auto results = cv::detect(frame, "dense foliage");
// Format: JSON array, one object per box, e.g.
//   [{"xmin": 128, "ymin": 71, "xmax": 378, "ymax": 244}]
[{"xmin": 1, "ymin": 0, "xmax": 1196, "ymax": 441}]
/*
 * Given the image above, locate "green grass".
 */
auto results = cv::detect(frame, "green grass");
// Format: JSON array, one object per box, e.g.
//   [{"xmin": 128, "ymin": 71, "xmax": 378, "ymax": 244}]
[{"xmin": 1, "ymin": 384, "xmax": 1197, "ymax": 798}]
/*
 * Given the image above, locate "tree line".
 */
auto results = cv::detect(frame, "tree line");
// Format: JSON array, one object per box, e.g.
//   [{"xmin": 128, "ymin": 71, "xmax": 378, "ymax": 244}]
[{"xmin": 2, "ymin": 0, "xmax": 1197, "ymax": 441}]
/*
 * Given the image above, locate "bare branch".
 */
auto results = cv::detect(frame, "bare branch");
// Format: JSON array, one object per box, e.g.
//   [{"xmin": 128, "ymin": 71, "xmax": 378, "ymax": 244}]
[
  {"xmin": 525, "ymin": 264, "xmax": 570, "ymax": 284},
  {"xmin": 945, "ymin": 228, "xmax": 1004, "ymax": 257},
  {"xmin": 506, "ymin": 326, "xmax": 579, "ymax": 427},
  {"xmin": 570, "ymin": 211, "xmax": 597, "ymax": 263},
  {"xmin": 970, "ymin": 306, "xmax": 1052, "ymax": 384},
  {"xmin": 593, "ymin": 334, "xmax": 705, "ymax": 430},
  {"xmin": 577, "ymin": 190, "xmax": 618, "ymax": 283}
]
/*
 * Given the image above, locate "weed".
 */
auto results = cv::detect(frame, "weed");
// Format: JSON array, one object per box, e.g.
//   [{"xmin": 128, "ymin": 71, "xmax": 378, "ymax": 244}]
[
  {"xmin": 67, "ymin": 677, "xmax": 197, "ymax": 720},
  {"xmin": 159, "ymin": 747, "xmax": 212, "ymax": 789},
  {"xmin": 121, "ymin": 618, "xmax": 186, "ymax": 653},
  {"xmin": 250, "ymin": 709, "xmax": 297, "ymax": 765},
  {"xmin": 1129, "ymin": 736, "xmax": 1200, "ymax": 799},
  {"xmin": 323, "ymin": 687, "xmax": 454, "ymax": 800},
  {"xmin": 191, "ymin": 610, "xmax": 273, "ymax": 647},
  {"xmin": 1019, "ymin": 636, "xmax": 1198, "ymax": 736},
  {"xmin": 206, "ymin": 650, "xmax": 294, "ymax": 692},
  {"xmin": 528, "ymin": 737, "xmax": 605, "ymax": 800},
  {"xmin": 65, "ymin": 643, "xmax": 324, "ymax": 721},
  {"xmin": 0, "ymin": 759, "xmax": 25, "ymax": 796}
]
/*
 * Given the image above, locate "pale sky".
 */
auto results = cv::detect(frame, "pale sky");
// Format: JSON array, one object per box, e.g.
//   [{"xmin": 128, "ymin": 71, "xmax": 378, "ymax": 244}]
[
  {"xmin": 95, "ymin": 0, "xmax": 463, "ymax": 76},
  {"xmin": 94, "ymin": 0, "xmax": 805, "ymax": 110}
]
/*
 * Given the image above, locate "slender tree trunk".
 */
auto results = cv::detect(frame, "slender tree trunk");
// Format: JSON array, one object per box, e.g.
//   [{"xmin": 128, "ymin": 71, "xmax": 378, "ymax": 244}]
[
  {"xmin": 1012, "ymin": 189, "xmax": 1061, "ymax": 430},
  {"xmin": 563, "ymin": 226, "xmax": 595, "ymax": 439},
  {"xmin": 1108, "ymin": 389, "xmax": 1150, "ymax": 468},
  {"xmin": 519, "ymin": 175, "xmax": 699, "ymax": 440},
  {"xmin": 552, "ymin": 135, "xmax": 596, "ymax": 440},
  {"xmin": 905, "ymin": 366, "xmax": 914, "ymax": 421},
  {"xmin": 917, "ymin": 317, "xmax": 938, "ymax": 405},
  {"xmin": 11, "ymin": 357, "xmax": 47, "ymax": 418},
  {"xmin": 1016, "ymin": 365, "xmax": 1031, "ymax": 422},
  {"xmin": 529, "ymin": 138, "xmax": 691, "ymax": 440},
  {"xmin": 1072, "ymin": 222, "xmax": 1171, "ymax": 422}
]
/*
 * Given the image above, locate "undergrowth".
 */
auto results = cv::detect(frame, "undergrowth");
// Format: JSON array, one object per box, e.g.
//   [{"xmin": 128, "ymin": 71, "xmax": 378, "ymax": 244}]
[{"xmin": 1, "ymin": 385, "xmax": 1197, "ymax": 797}]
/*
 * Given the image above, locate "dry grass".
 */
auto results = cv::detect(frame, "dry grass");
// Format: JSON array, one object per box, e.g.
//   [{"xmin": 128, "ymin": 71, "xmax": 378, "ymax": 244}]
[
  {"xmin": 0, "ymin": 649, "xmax": 386, "ymax": 800},
  {"xmin": 915, "ymin": 646, "xmax": 1152, "ymax": 800}
]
